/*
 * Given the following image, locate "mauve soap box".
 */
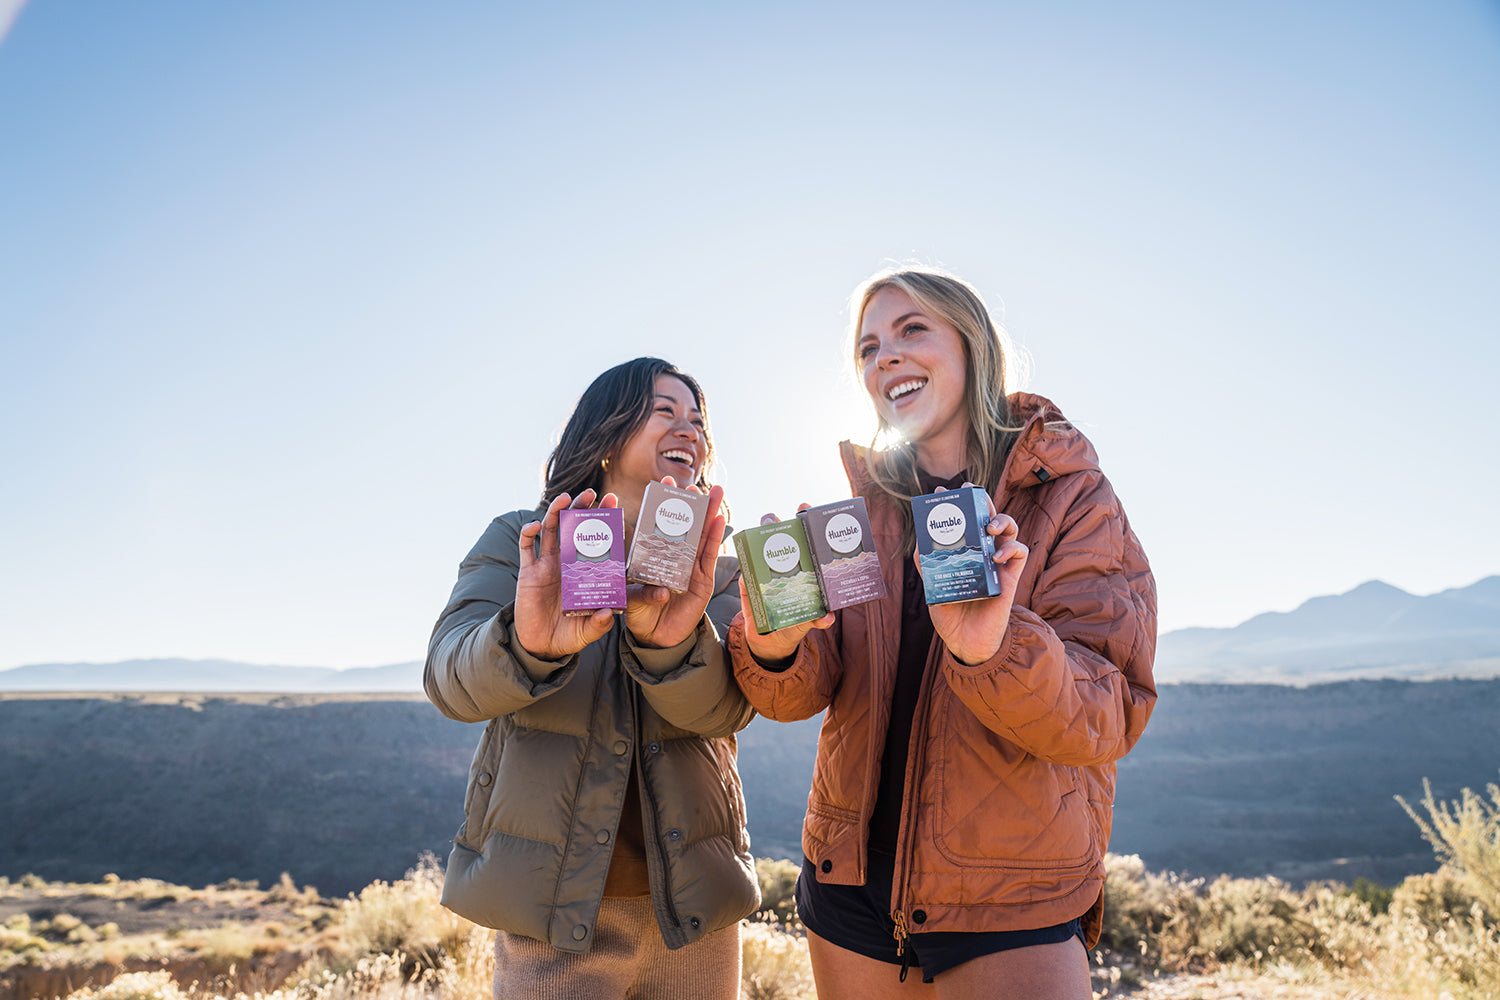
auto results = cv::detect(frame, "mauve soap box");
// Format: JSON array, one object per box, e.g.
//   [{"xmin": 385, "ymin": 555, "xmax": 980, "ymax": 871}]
[
  {"xmin": 627, "ymin": 480, "xmax": 709, "ymax": 593},
  {"xmin": 910, "ymin": 486, "xmax": 1002, "ymax": 604},
  {"xmin": 559, "ymin": 507, "xmax": 627, "ymax": 615},
  {"xmin": 796, "ymin": 497, "xmax": 886, "ymax": 612}
]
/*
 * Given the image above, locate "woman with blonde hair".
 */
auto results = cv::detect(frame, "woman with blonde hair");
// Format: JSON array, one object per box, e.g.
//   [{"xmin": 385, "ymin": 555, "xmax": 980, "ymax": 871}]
[
  {"xmin": 426, "ymin": 356, "xmax": 758, "ymax": 1000},
  {"xmin": 729, "ymin": 267, "xmax": 1157, "ymax": 998}
]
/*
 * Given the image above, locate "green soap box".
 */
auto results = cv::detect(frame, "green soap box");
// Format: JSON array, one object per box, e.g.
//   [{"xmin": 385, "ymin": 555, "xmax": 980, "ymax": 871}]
[{"xmin": 734, "ymin": 517, "xmax": 828, "ymax": 635}]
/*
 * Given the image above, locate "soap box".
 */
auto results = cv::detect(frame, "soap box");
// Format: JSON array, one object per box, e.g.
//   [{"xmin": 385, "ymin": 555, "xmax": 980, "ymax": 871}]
[
  {"xmin": 627, "ymin": 480, "xmax": 710, "ymax": 593},
  {"xmin": 559, "ymin": 507, "xmax": 627, "ymax": 616},
  {"xmin": 911, "ymin": 486, "xmax": 1003, "ymax": 604},
  {"xmin": 797, "ymin": 497, "xmax": 886, "ymax": 611},
  {"xmin": 735, "ymin": 516, "xmax": 828, "ymax": 635}
]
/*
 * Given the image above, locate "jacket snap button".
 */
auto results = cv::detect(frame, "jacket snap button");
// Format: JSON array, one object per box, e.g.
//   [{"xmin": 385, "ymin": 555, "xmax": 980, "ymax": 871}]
[
  {"xmin": 912, "ymin": 910, "xmax": 927, "ymax": 925},
  {"xmin": 477, "ymin": 772, "xmax": 492, "ymax": 787},
  {"xmin": 596, "ymin": 830, "xmax": 610, "ymax": 844},
  {"xmin": 820, "ymin": 860, "xmax": 832, "ymax": 874},
  {"xmin": 689, "ymin": 917, "xmax": 701, "ymax": 929},
  {"xmin": 572, "ymin": 924, "xmax": 587, "ymax": 941},
  {"xmin": 614, "ymin": 740, "xmax": 628, "ymax": 755},
  {"xmin": 667, "ymin": 829, "xmax": 682, "ymax": 841},
  {"xmin": 648, "ymin": 742, "xmax": 661, "ymax": 753}
]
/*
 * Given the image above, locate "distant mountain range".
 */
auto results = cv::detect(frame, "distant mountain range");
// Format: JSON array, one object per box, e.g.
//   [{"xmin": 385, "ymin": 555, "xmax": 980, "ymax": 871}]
[
  {"xmin": 2, "ymin": 576, "xmax": 1496, "ymax": 690},
  {"xmin": 1154, "ymin": 575, "xmax": 1500, "ymax": 683},
  {"xmin": 0, "ymin": 658, "xmax": 423, "ymax": 692}
]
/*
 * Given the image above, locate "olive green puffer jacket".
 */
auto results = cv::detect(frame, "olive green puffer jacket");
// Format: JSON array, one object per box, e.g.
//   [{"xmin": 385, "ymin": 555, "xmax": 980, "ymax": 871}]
[{"xmin": 425, "ymin": 509, "xmax": 759, "ymax": 953}]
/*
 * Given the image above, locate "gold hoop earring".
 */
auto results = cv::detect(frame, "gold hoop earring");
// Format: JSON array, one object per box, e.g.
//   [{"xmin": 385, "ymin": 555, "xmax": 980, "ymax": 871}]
[{"xmin": 601, "ymin": 457, "xmax": 611, "ymax": 471}]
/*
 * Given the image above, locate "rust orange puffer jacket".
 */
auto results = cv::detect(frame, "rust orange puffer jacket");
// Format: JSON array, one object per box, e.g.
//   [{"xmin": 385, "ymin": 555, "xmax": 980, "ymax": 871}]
[{"xmin": 728, "ymin": 393, "xmax": 1157, "ymax": 947}]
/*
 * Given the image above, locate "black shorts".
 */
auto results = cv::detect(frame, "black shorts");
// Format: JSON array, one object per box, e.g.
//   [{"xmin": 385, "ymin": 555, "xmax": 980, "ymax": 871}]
[{"xmin": 795, "ymin": 853, "xmax": 1084, "ymax": 984}]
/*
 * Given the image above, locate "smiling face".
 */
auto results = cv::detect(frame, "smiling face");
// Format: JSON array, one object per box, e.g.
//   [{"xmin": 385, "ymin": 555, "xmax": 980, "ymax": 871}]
[
  {"xmin": 857, "ymin": 285, "xmax": 973, "ymax": 477},
  {"xmin": 601, "ymin": 374, "xmax": 706, "ymax": 504}
]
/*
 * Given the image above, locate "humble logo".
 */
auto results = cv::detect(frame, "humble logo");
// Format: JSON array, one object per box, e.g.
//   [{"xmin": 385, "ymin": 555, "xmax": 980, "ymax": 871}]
[
  {"xmin": 762, "ymin": 534, "xmax": 802, "ymax": 574},
  {"xmin": 926, "ymin": 503, "xmax": 966, "ymax": 546},
  {"xmin": 823, "ymin": 513, "xmax": 862, "ymax": 554},
  {"xmin": 572, "ymin": 518, "xmax": 613, "ymax": 560},
  {"xmin": 654, "ymin": 497, "xmax": 695, "ymax": 537}
]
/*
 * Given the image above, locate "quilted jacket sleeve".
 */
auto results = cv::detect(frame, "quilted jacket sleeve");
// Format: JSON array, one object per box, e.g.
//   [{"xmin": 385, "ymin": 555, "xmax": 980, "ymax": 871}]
[
  {"xmin": 940, "ymin": 470, "xmax": 1158, "ymax": 766},
  {"xmin": 424, "ymin": 514, "xmax": 581, "ymax": 724},
  {"xmin": 620, "ymin": 554, "xmax": 755, "ymax": 736},
  {"xmin": 727, "ymin": 612, "xmax": 844, "ymax": 722}
]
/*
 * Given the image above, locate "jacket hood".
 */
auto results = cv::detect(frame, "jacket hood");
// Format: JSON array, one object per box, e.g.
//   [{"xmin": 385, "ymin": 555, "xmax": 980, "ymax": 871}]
[{"xmin": 838, "ymin": 392, "xmax": 1102, "ymax": 499}]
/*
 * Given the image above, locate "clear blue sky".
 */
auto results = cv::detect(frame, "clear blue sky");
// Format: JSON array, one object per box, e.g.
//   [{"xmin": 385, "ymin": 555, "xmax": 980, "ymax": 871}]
[{"xmin": 2, "ymin": 1, "xmax": 1497, "ymax": 670}]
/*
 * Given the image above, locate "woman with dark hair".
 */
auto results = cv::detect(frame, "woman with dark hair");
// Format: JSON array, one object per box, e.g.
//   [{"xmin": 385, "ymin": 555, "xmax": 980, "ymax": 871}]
[
  {"xmin": 425, "ymin": 357, "xmax": 757, "ymax": 1000},
  {"xmin": 729, "ymin": 267, "xmax": 1157, "ymax": 999}
]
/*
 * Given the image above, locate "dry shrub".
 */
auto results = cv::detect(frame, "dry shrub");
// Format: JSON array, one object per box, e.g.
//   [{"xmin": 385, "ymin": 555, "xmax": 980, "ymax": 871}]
[
  {"xmin": 1390, "ymin": 865, "xmax": 1493, "ymax": 931},
  {"xmin": 1298, "ymin": 883, "xmax": 1381, "ymax": 970},
  {"xmin": 1093, "ymin": 771, "xmax": 1500, "ymax": 1000},
  {"xmin": 1190, "ymin": 875, "xmax": 1315, "ymax": 966},
  {"xmin": 266, "ymin": 873, "xmax": 321, "ymax": 907},
  {"xmin": 1099, "ymin": 852, "xmax": 1200, "ymax": 966},
  {"xmin": 753, "ymin": 857, "xmax": 800, "ymax": 926},
  {"xmin": 269, "ymin": 953, "xmax": 428, "ymax": 1000},
  {"xmin": 335, "ymin": 853, "xmax": 469, "ymax": 973},
  {"xmin": 190, "ymin": 922, "xmax": 263, "ymax": 962},
  {"xmin": 1, "ymin": 912, "xmax": 50, "ymax": 958},
  {"xmin": 59, "ymin": 970, "xmax": 194, "ymax": 1000},
  {"xmin": 424, "ymin": 919, "xmax": 496, "ymax": 1000},
  {"xmin": 1398, "ymin": 772, "xmax": 1500, "ymax": 905},
  {"xmin": 740, "ymin": 919, "xmax": 815, "ymax": 1000},
  {"xmin": 1369, "ymin": 870, "xmax": 1500, "ymax": 999}
]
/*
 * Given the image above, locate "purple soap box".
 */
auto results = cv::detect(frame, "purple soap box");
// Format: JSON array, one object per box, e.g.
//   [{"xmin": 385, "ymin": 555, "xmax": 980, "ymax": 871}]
[
  {"xmin": 797, "ymin": 497, "xmax": 886, "ymax": 611},
  {"xmin": 559, "ymin": 507, "xmax": 627, "ymax": 615}
]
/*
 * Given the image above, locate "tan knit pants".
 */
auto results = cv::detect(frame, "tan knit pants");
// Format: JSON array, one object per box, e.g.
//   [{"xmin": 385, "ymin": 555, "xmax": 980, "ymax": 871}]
[{"xmin": 492, "ymin": 896, "xmax": 742, "ymax": 1000}]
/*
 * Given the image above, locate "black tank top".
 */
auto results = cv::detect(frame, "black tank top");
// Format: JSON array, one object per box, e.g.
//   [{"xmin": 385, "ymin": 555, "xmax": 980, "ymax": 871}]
[{"xmin": 867, "ymin": 468, "xmax": 968, "ymax": 854}]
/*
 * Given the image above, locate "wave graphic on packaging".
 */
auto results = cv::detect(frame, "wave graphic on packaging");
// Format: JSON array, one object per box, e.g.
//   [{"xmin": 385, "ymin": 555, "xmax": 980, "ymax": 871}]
[
  {"xmin": 629, "ymin": 530, "xmax": 694, "ymax": 589},
  {"xmin": 919, "ymin": 547, "xmax": 989, "ymax": 590},
  {"xmin": 562, "ymin": 559, "xmax": 626, "ymax": 584},
  {"xmin": 761, "ymin": 569, "xmax": 820, "ymax": 602},
  {"xmin": 821, "ymin": 550, "xmax": 880, "ymax": 587}
]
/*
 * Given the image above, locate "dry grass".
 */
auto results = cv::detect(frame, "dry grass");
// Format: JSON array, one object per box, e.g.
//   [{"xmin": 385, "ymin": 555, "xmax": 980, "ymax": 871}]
[{"xmin": 9, "ymin": 772, "xmax": 1497, "ymax": 1000}]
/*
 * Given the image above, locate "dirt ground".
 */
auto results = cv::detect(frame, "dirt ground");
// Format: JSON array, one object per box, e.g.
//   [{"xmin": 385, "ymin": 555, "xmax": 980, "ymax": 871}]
[
  {"xmin": 0, "ymin": 890, "xmax": 307, "ymax": 936},
  {"xmin": 1116, "ymin": 974, "xmax": 1385, "ymax": 999}
]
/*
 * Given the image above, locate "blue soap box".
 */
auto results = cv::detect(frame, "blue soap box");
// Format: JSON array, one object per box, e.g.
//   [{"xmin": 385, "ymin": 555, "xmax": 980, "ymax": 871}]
[{"xmin": 910, "ymin": 486, "xmax": 1003, "ymax": 604}]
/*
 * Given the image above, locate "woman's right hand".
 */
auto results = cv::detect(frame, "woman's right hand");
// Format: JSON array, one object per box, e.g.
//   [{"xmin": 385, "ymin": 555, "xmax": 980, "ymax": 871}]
[
  {"xmin": 737, "ymin": 505, "xmax": 835, "ymax": 667},
  {"xmin": 513, "ymin": 490, "xmax": 616, "ymax": 660}
]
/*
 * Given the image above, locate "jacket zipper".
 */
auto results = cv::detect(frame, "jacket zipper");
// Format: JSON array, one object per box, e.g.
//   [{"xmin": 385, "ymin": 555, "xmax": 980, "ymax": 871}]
[
  {"xmin": 633, "ymin": 684, "xmax": 685, "ymax": 938},
  {"xmin": 893, "ymin": 909, "xmax": 913, "ymax": 982},
  {"xmin": 890, "ymin": 638, "xmax": 943, "ymax": 982}
]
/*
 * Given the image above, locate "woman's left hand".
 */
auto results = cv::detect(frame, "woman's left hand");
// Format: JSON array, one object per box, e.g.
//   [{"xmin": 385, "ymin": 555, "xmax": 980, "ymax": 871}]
[
  {"xmin": 625, "ymin": 481, "xmax": 728, "ymax": 649},
  {"xmin": 925, "ymin": 499, "xmax": 1029, "ymax": 666}
]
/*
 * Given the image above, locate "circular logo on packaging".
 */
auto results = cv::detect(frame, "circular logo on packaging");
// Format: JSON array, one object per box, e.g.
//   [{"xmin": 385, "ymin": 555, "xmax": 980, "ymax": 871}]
[
  {"xmin": 654, "ymin": 497, "xmax": 695, "ymax": 537},
  {"xmin": 573, "ymin": 517, "xmax": 612, "ymax": 558},
  {"xmin": 926, "ymin": 502, "xmax": 967, "ymax": 546},
  {"xmin": 763, "ymin": 533, "xmax": 802, "ymax": 574},
  {"xmin": 824, "ymin": 512, "xmax": 862, "ymax": 554}
]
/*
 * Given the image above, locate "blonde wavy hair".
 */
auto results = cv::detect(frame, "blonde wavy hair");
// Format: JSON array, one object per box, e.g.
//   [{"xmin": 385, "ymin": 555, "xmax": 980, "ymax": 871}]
[{"xmin": 850, "ymin": 266, "xmax": 1025, "ymax": 552}]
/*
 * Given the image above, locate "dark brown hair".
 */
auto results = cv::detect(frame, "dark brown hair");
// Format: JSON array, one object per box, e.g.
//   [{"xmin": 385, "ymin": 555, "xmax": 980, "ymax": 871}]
[{"xmin": 540, "ymin": 357, "xmax": 715, "ymax": 506}]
